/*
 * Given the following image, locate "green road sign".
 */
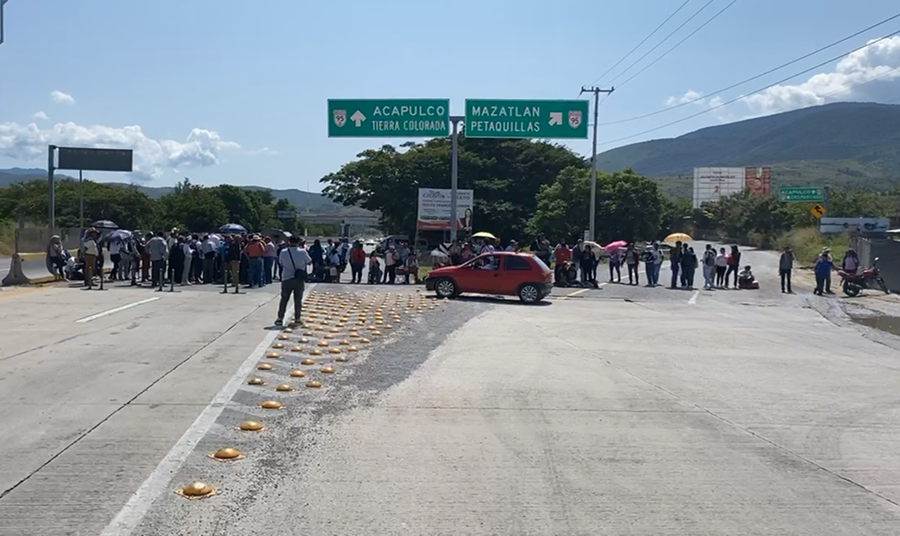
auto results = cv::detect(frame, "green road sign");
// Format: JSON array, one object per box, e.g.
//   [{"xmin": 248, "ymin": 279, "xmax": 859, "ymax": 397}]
[
  {"xmin": 779, "ymin": 187, "xmax": 824, "ymax": 202},
  {"xmin": 464, "ymin": 99, "xmax": 589, "ymax": 139},
  {"xmin": 327, "ymin": 99, "xmax": 450, "ymax": 138}
]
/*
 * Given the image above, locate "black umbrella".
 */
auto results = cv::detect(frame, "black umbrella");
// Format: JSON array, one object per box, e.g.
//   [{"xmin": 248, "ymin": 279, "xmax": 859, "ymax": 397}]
[
  {"xmin": 219, "ymin": 223, "xmax": 247, "ymax": 234},
  {"xmin": 90, "ymin": 220, "xmax": 119, "ymax": 230}
]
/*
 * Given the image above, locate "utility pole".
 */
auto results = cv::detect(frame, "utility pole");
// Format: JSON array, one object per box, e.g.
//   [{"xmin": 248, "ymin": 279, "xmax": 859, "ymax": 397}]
[
  {"xmin": 449, "ymin": 115, "xmax": 464, "ymax": 242},
  {"xmin": 580, "ymin": 86, "xmax": 614, "ymax": 242}
]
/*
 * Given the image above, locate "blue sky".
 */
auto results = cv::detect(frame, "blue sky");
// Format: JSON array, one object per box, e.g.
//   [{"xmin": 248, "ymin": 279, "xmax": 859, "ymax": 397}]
[{"xmin": 1, "ymin": 0, "xmax": 898, "ymax": 191}]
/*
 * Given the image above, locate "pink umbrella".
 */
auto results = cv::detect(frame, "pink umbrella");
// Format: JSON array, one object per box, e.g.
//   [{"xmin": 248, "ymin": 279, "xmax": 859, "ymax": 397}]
[{"xmin": 603, "ymin": 240, "xmax": 627, "ymax": 253}]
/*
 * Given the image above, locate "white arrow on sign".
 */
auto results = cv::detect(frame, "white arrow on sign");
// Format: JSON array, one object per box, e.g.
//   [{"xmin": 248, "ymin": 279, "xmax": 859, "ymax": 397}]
[
  {"xmin": 350, "ymin": 110, "xmax": 366, "ymax": 127},
  {"xmin": 549, "ymin": 112, "xmax": 562, "ymax": 126}
]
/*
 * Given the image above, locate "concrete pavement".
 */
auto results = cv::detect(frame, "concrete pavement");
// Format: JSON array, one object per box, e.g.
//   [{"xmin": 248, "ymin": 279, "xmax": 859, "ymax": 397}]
[{"xmin": 2, "ymin": 254, "xmax": 900, "ymax": 535}]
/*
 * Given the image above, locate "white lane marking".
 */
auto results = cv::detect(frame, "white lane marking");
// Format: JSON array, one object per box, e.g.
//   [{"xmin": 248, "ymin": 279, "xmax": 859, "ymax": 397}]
[
  {"xmin": 688, "ymin": 290, "xmax": 699, "ymax": 305},
  {"xmin": 99, "ymin": 284, "xmax": 315, "ymax": 536},
  {"xmin": 75, "ymin": 297, "xmax": 161, "ymax": 323}
]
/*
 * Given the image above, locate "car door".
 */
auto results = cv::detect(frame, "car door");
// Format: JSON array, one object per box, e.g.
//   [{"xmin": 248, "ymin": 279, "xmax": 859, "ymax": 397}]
[
  {"xmin": 500, "ymin": 254, "xmax": 534, "ymax": 295},
  {"xmin": 462, "ymin": 254, "xmax": 502, "ymax": 294}
]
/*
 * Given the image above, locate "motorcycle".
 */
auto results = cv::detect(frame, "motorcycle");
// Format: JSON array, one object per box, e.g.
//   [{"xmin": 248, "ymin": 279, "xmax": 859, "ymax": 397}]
[{"xmin": 839, "ymin": 257, "xmax": 890, "ymax": 297}]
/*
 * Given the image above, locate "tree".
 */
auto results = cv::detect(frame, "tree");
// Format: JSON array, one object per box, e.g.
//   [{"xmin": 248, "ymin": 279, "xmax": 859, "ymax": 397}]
[
  {"xmin": 528, "ymin": 166, "xmax": 666, "ymax": 243},
  {"xmin": 320, "ymin": 136, "xmax": 585, "ymax": 239}
]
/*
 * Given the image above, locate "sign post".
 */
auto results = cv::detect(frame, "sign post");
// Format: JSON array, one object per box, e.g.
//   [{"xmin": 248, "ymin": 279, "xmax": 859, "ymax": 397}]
[
  {"xmin": 327, "ymin": 99, "xmax": 450, "ymax": 138},
  {"xmin": 779, "ymin": 187, "xmax": 824, "ymax": 203},
  {"xmin": 463, "ymin": 99, "xmax": 589, "ymax": 140},
  {"xmin": 449, "ymin": 116, "xmax": 463, "ymax": 242}
]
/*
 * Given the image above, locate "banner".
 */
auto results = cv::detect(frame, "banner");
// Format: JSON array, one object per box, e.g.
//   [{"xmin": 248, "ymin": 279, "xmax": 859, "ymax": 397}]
[
  {"xmin": 745, "ymin": 166, "xmax": 771, "ymax": 197},
  {"xmin": 417, "ymin": 188, "xmax": 474, "ymax": 231}
]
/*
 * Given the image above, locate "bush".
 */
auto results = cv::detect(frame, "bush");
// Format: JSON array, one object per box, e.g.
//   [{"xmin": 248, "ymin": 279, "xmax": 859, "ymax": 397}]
[
  {"xmin": 0, "ymin": 219, "xmax": 13, "ymax": 256},
  {"xmin": 775, "ymin": 227, "xmax": 849, "ymax": 266}
]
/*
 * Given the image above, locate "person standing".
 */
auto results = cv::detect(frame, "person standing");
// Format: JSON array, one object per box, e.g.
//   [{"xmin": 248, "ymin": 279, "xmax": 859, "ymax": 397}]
[
  {"xmin": 349, "ymin": 241, "xmax": 366, "ymax": 284},
  {"xmin": 83, "ymin": 230, "xmax": 99, "ymax": 289},
  {"xmin": 702, "ymin": 244, "xmax": 716, "ymax": 290},
  {"xmin": 608, "ymin": 246, "xmax": 622, "ymax": 283},
  {"xmin": 263, "ymin": 236, "xmax": 277, "ymax": 285},
  {"xmin": 146, "ymin": 231, "xmax": 168, "ymax": 289},
  {"xmin": 814, "ymin": 251, "xmax": 833, "ymax": 296},
  {"xmin": 715, "ymin": 247, "xmax": 728, "ymax": 288},
  {"xmin": 726, "ymin": 245, "xmax": 741, "ymax": 289},
  {"xmin": 650, "ymin": 243, "xmax": 662, "ymax": 287},
  {"xmin": 779, "ymin": 246, "xmax": 795, "ymax": 293},
  {"xmin": 275, "ymin": 236, "xmax": 312, "ymax": 326},
  {"xmin": 243, "ymin": 235, "xmax": 266, "ymax": 288},
  {"xmin": 624, "ymin": 244, "xmax": 640, "ymax": 286},
  {"xmin": 669, "ymin": 241, "xmax": 682, "ymax": 289},
  {"xmin": 224, "ymin": 235, "xmax": 242, "ymax": 293}
]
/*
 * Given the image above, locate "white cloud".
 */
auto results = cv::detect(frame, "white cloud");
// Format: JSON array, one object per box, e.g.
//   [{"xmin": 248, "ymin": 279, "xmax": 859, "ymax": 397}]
[
  {"xmin": 247, "ymin": 147, "xmax": 279, "ymax": 156},
  {"xmin": 32, "ymin": 111, "xmax": 48, "ymax": 120},
  {"xmin": 664, "ymin": 89, "xmax": 724, "ymax": 109},
  {"xmin": 50, "ymin": 90, "xmax": 76, "ymax": 105},
  {"xmin": 0, "ymin": 122, "xmax": 240, "ymax": 181},
  {"xmin": 744, "ymin": 36, "xmax": 900, "ymax": 115}
]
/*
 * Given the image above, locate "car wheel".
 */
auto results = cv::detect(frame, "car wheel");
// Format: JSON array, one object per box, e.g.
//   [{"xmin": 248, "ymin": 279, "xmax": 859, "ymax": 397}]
[
  {"xmin": 518, "ymin": 284, "xmax": 541, "ymax": 304},
  {"xmin": 434, "ymin": 278, "xmax": 458, "ymax": 299}
]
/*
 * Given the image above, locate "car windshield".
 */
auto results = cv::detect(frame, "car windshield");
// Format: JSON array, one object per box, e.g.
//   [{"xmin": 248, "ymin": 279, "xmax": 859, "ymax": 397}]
[{"xmin": 531, "ymin": 254, "xmax": 550, "ymax": 272}]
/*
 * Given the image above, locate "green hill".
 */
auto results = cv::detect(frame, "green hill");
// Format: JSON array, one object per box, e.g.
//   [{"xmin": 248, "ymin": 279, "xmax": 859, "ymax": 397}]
[{"xmin": 599, "ymin": 102, "xmax": 900, "ymax": 193}]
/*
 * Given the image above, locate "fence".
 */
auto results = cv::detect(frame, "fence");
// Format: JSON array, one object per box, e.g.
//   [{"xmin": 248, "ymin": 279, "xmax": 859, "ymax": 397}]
[{"xmin": 12, "ymin": 227, "xmax": 84, "ymax": 254}]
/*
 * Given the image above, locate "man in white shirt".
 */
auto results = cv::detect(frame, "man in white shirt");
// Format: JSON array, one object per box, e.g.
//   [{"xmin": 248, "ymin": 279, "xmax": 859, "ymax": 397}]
[{"xmin": 276, "ymin": 236, "xmax": 312, "ymax": 326}]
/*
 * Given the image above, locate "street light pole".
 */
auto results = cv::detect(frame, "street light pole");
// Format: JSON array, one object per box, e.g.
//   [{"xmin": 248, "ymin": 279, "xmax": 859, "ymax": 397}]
[
  {"xmin": 580, "ymin": 86, "xmax": 614, "ymax": 242},
  {"xmin": 449, "ymin": 115, "xmax": 464, "ymax": 242}
]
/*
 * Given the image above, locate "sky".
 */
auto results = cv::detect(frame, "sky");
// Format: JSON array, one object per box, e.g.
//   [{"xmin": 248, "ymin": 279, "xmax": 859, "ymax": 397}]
[{"xmin": 1, "ymin": 0, "xmax": 899, "ymax": 192}]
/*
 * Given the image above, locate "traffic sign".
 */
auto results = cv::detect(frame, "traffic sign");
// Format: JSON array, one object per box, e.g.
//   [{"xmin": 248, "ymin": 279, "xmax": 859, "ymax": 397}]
[
  {"xmin": 464, "ymin": 99, "xmax": 589, "ymax": 139},
  {"xmin": 779, "ymin": 187, "xmax": 823, "ymax": 202},
  {"xmin": 276, "ymin": 210, "xmax": 295, "ymax": 219},
  {"xmin": 327, "ymin": 99, "xmax": 450, "ymax": 138},
  {"xmin": 810, "ymin": 204, "xmax": 826, "ymax": 219}
]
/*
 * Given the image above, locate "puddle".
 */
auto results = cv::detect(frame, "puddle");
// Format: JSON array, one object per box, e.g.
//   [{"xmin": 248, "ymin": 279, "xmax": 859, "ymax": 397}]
[{"xmin": 851, "ymin": 315, "xmax": 900, "ymax": 336}]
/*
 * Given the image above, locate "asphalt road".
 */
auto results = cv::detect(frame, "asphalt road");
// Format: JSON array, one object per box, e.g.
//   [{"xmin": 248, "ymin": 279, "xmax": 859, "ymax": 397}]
[{"xmin": 1, "ymin": 247, "xmax": 900, "ymax": 535}]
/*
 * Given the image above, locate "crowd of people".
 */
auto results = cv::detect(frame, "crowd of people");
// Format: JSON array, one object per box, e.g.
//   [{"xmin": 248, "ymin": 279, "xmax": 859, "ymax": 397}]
[{"xmin": 54, "ymin": 228, "xmax": 427, "ymax": 291}]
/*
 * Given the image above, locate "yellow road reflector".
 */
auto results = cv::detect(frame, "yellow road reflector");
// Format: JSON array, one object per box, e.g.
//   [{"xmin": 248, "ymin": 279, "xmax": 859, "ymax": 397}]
[
  {"xmin": 301, "ymin": 358, "xmax": 316, "ymax": 365},
  {"xmin": 175, "ymin": 482, "xmax": 216, "ymax": 500},
  {"xmin": 276, "ymin": 384, "xmax": 294, "ymax": 392},
  {"xmin": 209, "ymin": 448, "xmax": 244, "ymax": 461},
  {"xmin": 289, "ymin": 370, "xmax": 306, "ymax": 378},
  {"xmin": 238, "ymin": 420, "xmax": 263, "ymax": 431},
  {"xmin": 260, "ymin": 400, "xmax": 282, "ymax": 410},
  {"xmin": 257, "ymin": 363, "xmax": 273, "ymax": 371},
  {"xmin": 247, "ymin": 378, "xmax": 264, "ymax": 386},
  {"xmin": 320, "ymin": 366, "xmax": 335, "ymax": 374}
]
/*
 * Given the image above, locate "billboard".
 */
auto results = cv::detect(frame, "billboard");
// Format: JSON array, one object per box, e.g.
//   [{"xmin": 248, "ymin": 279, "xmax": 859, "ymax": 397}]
[
  {"xmin": 820, "ymin": 217, "xmax": 890, "ymax": 235},
  {"xmin": 417, "ymin": 188, "xmax": 474, "ymax": 231},
  {"xmin": 745, "ymin": 166, "xmax": 771, "ymax": 197},
  {"xmin": 692, "ymin": 167, "xmax": 745, "ymax": 208}
]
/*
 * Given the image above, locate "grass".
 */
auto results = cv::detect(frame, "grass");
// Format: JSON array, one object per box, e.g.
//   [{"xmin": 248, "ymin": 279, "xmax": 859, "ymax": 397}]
[
  {"xmin": 0, "ymin": 220, "xmax": 13, "ymax": 256},
  {"xmin": 774, "ymin": 227, "xmax": 849, "ymax": 267}
]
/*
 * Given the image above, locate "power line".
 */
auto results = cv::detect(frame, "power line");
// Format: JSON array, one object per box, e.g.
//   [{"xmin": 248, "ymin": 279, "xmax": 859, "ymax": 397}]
[
  {"xmin": 585, "ymin": 0, "xmax": 692, "ymax": 87},
  {"xmin": 605, "ymin": 0, "xmax": 718, "ymax": 87},
  {"xmin": 616, "ymin": 0, "xmax": 739, "ymax": 90},
  {"xmin": 601, "ymin": 11, "xmax": 900, "ymax": 125},
  {"xmin": 597, "ymin": 29, "xmax": 900, "ymax": 147}
]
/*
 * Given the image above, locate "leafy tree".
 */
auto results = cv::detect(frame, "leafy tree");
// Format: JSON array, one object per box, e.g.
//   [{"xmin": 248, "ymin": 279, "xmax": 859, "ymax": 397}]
[
  {"xmin": 320, "ymin": 136, "xmax": 584, "ymax": 239},
  {"xmin": 528, "ymin": 166, "xmax": 665, "ymax": 243}
]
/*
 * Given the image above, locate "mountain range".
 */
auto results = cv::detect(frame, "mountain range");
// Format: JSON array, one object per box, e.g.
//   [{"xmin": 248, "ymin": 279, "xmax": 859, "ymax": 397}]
[
  {"xmin": 598, "ymin": 102, "xmax": 900, "ymax": 195},
  {"xmin": 0, "ymin": 168, "xmax": 370, "ymax": 216},
  {"xmin": 3, "ymin": 101, "xmax": 898, "ymax": 205}
]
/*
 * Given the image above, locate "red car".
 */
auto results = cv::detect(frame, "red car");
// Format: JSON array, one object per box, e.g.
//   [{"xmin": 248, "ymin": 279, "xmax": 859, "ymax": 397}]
[{"xmin": 424, "ymin": 251, "xmax": 553, "ymax": 304}]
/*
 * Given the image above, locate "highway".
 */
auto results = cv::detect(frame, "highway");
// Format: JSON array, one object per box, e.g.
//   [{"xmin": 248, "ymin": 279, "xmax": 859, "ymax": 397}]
[{"xmin": 1, "ymin": 247, "xmax": 899, "ymax": 535}]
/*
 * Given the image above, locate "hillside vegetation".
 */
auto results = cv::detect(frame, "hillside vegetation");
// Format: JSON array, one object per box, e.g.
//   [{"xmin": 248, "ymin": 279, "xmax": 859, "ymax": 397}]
[
  {"xmin": 600, "ymin": 102, "xmax": 900, "ymax": 190},
  {"xmin": 0, "ymin": 169, "xmax": 372, "ymax": 217}
]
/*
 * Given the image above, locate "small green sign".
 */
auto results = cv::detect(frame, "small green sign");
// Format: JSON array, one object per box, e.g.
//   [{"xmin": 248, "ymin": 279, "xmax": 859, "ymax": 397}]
[
  {"xmin": 779, "ymin": 187, "xmax": 824, "ymax": 202},
  {"xmin": 327, "ymin": 99, "xmax": 450, "ymax": 138},
  {"xmin": 464, "ymin": 99, "xmax": 589, "ymax": 139}
]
